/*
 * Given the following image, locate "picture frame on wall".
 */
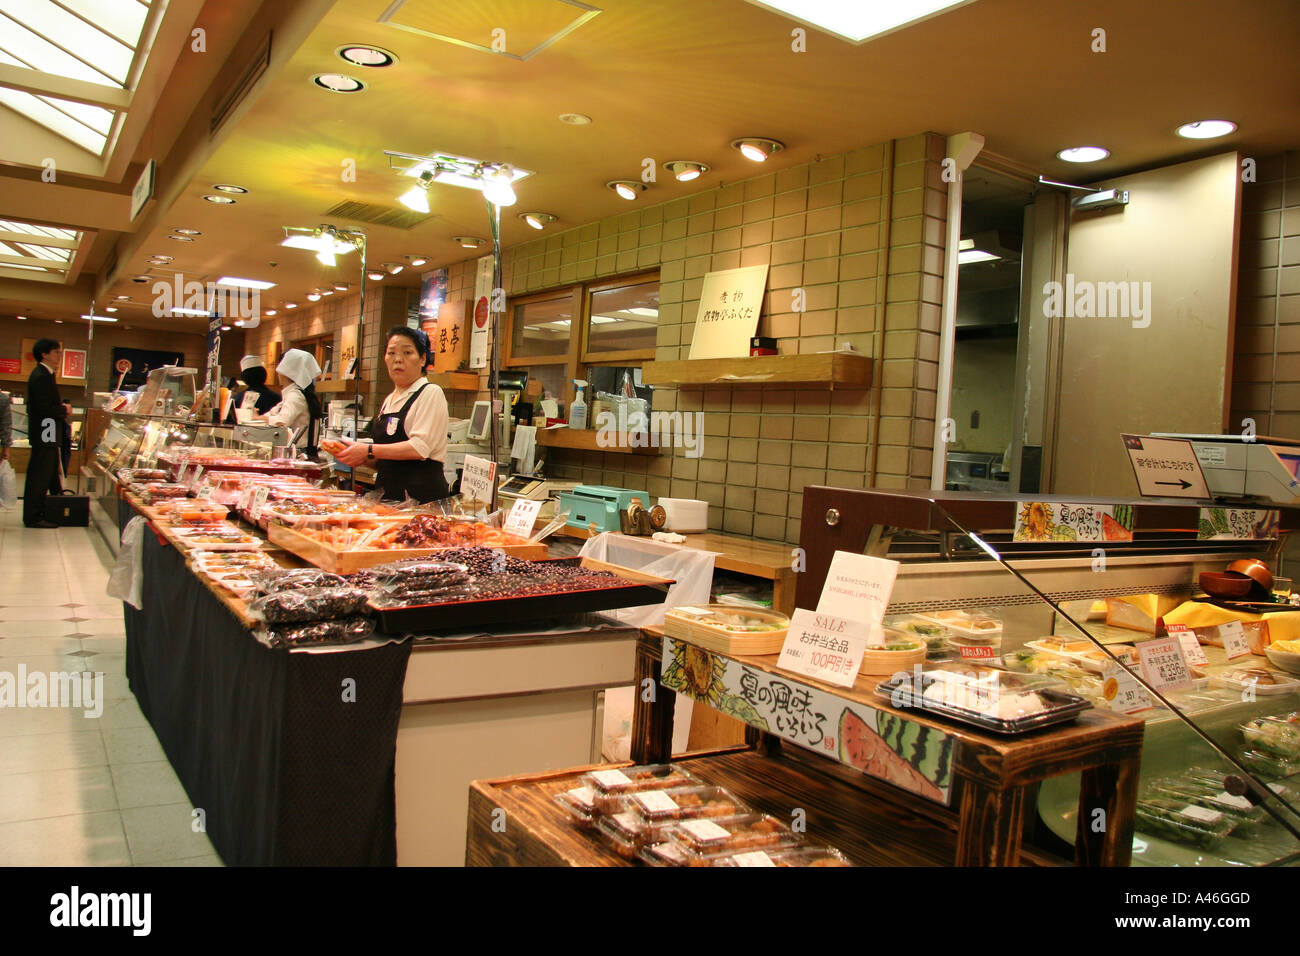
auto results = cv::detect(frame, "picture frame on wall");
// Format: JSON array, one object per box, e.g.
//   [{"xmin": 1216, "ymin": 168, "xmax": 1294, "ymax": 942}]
[{"xmin": 61, "ymin": 348, "xmax": 86, "ymax": 380}]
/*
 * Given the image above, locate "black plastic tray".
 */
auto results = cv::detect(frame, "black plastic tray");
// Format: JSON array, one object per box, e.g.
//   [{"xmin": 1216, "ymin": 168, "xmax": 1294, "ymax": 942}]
[
  {"xmin": 367, "ymin": 558, "xmax": 672, "ymax": 634},
  {"xmin": 874, "ymin": 671, "xmax": 1092, "ymax": 735}
]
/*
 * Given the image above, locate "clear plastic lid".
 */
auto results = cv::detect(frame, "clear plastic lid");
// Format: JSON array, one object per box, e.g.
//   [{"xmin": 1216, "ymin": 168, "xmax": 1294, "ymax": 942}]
[
  {"xmin": 660, "ymin": 812, "xmax": 799, "ymax": 856},
  {"xmin": 1240, "ymin": 713, "xmax": 1300, "ymax": 759},
  {"xmin": 620, "ymin": 784, "xmax": 746, "ymax": 823},
  {"xmin": 552, "ymin": 785, "xmax": 599, "ymax": 826},
  {"xmin": 1143, "ymin": 780, "xmax": 1266, "ymax": 826},
  {"xmin": 579, "ymin": 764, "xmax": 701, "ymax": 797},
  {"xmin": 711, "ymin": 845, "xmax": 853, "ymax": 867},
  {"xmin": 1135, "ymin": 795, "xmax": 1237, "ymax": 848}
]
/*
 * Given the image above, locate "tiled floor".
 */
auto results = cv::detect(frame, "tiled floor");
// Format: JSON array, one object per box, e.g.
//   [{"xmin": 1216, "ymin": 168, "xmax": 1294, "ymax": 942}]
[{"xmin": 0, "ymin": 505, "xmax": 222, "ymax": 866}]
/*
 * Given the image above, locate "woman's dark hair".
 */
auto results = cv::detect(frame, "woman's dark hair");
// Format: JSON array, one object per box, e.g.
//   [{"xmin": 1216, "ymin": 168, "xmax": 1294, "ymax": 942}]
[
  {"xmin": 32, "ymin": 338, "xmax": 60, "ymax": 362},
  {"xmin": 239, "ymin": 365, "xmax": 268, "ymax": 388},
  {"xmin": 385, "ymin": 326, "xmax": 429, "ymax": 360}
]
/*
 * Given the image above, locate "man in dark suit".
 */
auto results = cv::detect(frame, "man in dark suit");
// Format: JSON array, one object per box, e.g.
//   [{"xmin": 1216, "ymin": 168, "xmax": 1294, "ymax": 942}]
[{"xmin": 23, "ymin": 338, "xmax": 68, "ymax": 528}]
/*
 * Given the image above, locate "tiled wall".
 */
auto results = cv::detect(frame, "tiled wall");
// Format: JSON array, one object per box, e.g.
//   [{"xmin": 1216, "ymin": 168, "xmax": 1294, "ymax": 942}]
[
  {"xmin": 1232, "ymin": 151, "xmax": 1300, "ymax": 438},
  {"xmin": 434, "ymin": 133, "xmax": 950, "ymax": 544}
]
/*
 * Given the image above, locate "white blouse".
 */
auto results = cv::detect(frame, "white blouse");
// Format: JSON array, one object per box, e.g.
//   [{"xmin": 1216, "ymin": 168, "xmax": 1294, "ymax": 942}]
[
  {"xmin": 378, "ymin": 380, "xmax": 448, "ymax": 461},
  {"xmin": 265, "ymin": 383, "xmax": 309, "ymax": 442}
]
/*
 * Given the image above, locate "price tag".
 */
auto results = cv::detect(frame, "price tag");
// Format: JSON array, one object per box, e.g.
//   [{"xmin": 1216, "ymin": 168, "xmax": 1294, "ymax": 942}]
[
  {"xmin": 250, "ymin": 486, "xmax": 270, "ymax": 522},
  {"xmin": 1166, "ymin": 625, "xmax": 1209, "ymax": 667},
  {"xmin": 1102, "ymin": 663, "xmax": 1154, "ymax": 714},
  {"xmin": 188, "ymin": 465, "xmax": 205, "ymax": 494},
  {"xmin": 632, "ymin": 791, "xmax": 678, "ymax": 814},
  {"xmin": 460, "ymin": 454, "xmax": 497, "ymax": 506},
  {"xmin": 731, "ymin": 851, "xmax": 776, "ymax": 867},
  {"xmin": 504, "ymin": 498, "xmax": 543, "ymax": 537},
  {"xmin": 959, "ymin": 645, "xmax": 996, "ymax": 660},
  {"xmin": 1218, "ymin": 621, "xmax": 1252, "ymax": 659},
  {"xmin": 1138, "ymin": 636, "xmax": 1193, "ymax": 691},
  {"xmin": 1180, "ymin": 804, "xmax": 1224, "ymax": 825},
  {"xmin": 198, "ymin": 478, "xmax": 215, "ymax": 501},
  {"xmin": 566, "ymin": 786, "xmax": 595, "ymax": 810},
  {"xmin": 238, "ymin": 485, "xmax": 253, "ymax": 512},
  {"xmin": 679, "ymin": 819, "xmax": 729, "ymax": 842},
  {"xmin": 589, "ymin": 769, "xmax": 630, "ymax": 789},
  {"xmin": 777, "ymin": 608, "xmax": 870, "ymax": 688},
  {"xmin": 1216, "ymin": 792, "xmax": 1253, "ymax": 811}
]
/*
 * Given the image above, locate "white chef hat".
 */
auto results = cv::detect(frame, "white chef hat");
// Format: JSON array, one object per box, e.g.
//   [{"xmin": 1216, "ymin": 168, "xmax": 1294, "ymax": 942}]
[
  {"xmin": 239, "ymin": 354, "xmax": 264, "ymax": 371},
  {"xmin": 277, "ymin": 348, "xmax": 322, "ymax": 389}
]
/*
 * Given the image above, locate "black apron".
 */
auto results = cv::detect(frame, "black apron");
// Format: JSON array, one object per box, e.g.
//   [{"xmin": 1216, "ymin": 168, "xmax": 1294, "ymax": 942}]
[{"xmin": 374, "ymin": 382, "xmax": 448, "ymax": 503}]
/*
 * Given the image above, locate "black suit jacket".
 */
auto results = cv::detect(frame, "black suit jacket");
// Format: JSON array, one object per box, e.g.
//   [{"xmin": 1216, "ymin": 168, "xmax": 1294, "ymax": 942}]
[{"xmin": 27, "ymin": 362, "xmax": 65, "ymax": 449}]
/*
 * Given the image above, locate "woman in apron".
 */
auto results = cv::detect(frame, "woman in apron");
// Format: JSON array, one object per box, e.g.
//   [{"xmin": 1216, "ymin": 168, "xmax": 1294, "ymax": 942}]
[
  {"xmin": 334, "ymin": 327, "xmax": 449, "ymax": 502},
  {"xmin": 251, "ymin": 349, "xmax": 322, "ymax": 454}
]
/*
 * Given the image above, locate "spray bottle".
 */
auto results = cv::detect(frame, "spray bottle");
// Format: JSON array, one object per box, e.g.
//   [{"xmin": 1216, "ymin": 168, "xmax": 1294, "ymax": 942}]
[{"xmin": 569, "ymin": 379, "xmax": 588, "ymax": 430}]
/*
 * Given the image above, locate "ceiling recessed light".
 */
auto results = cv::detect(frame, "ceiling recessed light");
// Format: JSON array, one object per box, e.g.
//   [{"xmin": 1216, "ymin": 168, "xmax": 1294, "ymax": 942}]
[
  {"xmin": 333, "ymin": 282, "xmax": 350, "ymax": 292},
  {"xmin": 454, "ymin": 236, "xmax": 486, "ymax": 248},
  {"xmin": 172, "ymin": 228, "xmax": 202, "ymax": 236},
  {"xmin": 233, "ymin": 320, "xmax": 244, "ymax": 327},
  {"xmin": 285, "ymin": 302, "xmax": 297, "ymax": 309},
  {"xmin": 16, "ymin": 315, "xmax": 26, "ymax": 320},
  {"xmin": 312, "ymin": 73, "xmax": 365, "ymax": 93},
  {"xmin": 216, "ymin": 276, "xmax": 277, "ymax": 290},
  {"xmin": 337, "ymin": 45, "xmax": 397, "ymax": 67},
  {"xmin": 306, "ymin": 292, "xmax": 321, "ymax": 301},
  {"xmin": 665, "ymin": 161, "xmax": 710, "ymax": 182},
  {"xmin": 608, "ymin": 180, "xmax": 648, "ymax": 201},
  {"xmin": 169, "ymin": 307, "xmax": 210, "ymax": 317},
  {"xmin": 405, "ymin": 255, "xmax": 429, "ymax": 267},
  {"xmin": 367, "ymin": 271, "xmax": 385, "ymax": 281},
  {"xmin": 211, "ymin": 184, "xmax": 247, "ymax": 194},
  {"xmin": 318, "ymin": 288, "xmax": 333, "ymax": 296},
  {"xmin": 105, "ymin": 306, "xmax": 118, "ymax": 312},
  {"xmin": 80, "ymin": 314, "xmax": 117, "ymax": 322},
  {"xmin": 54, "ymin": 319, "xmax": 63, "ymax": 324},
  {"xmin": 559, "ymin": 112, "xmax": 592, "ymax": 125},
  {"xmin": 115, "ymin": 295, "xmax": 130, "ymax": 300},
  {"xmin": 203, "ymin": 195, "xmax": 236, "ymax": 204},
  {"xmin": 399, "ymin": 170, "xmax": 434, "ymax": 213},
  {"xmin": 1056, "ymin": 146, "xmax": 1110, "ymax": 163},
  {"xmin": 265, "ymin": 309, "xmax": 277, "ymax": 316},
  {"xmin": 383, "ymin": 262, "xmax": 404, "ymax": 275},
  {"xmin": 168, "ymin": 234, "xmax": 195, "ymax": 241},
  {"xmin": 732, "ymin": 138, "xmax": 785, "ymax": 162},
  {"xmin": 1176, "ymin": 120, "xmax": 1237, "ymax": 140},
  {"xmin": 149, "ymin": 254, "xmax": 174, "ymax": 261},
  {"xmin": 519, "ymin": 212, "xmax": 557, "ymax": 230},
  {"xmin": 221, "ymin": 325, "xmax": 232, "ymax": 331}
]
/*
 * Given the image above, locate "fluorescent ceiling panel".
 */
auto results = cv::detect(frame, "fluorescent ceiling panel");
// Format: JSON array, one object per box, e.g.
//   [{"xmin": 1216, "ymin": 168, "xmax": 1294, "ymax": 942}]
[{"xmin": 744, "ymin": 0, "xmax": 975, "ymax": 44}]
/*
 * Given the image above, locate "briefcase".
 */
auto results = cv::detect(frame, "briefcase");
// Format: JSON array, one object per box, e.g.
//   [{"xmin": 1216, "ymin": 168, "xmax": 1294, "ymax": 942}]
[{"xmin": 45, "ymin": 490, "xmax": 90, "ymax": 526}]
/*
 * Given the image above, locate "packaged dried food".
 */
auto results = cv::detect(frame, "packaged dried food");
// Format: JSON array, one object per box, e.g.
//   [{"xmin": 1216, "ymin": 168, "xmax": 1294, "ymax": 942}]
[
  {"xmin": 371, "ymin": 561, "xmax": 472, "ymax": 593},
  {"xmin": 1134, "ymin": 795, "xmax": 1237, "ymax": 849},
  {"xmin": 250, "ymin": 567, "xmax": 350, "ymax": 594},
  {"xmin": 246, "ymin": 587, "xmax": 370, "ymax": 624},
  {"xmin": 171, "ymin": 525, "xmax": 262, "ymax": 550},
  {"xmin": 552, "ymin": 786, "xmax": 600, "ymax": 828},
  {"xmin": 190, "ymin": 550, "xmax": 278, "ymax": 571},
  {"xmin": 1240, "ymin": 713, "xmax": 1300, "ymax": 758},
  {"xmin": 167, "ymin": 501, "xmax": 229, "ymax": 525},
  {"xmin": 711, "ymin": 846, "xmax": 853, "ymax": 867},
  {"xmin": 656, "ymin": 813, "xmax": 801, "ymax": 863},
  {"xmin": 258, "ymin": 614, "xmax": 375, "ymax": 649},
  {"xmin": 579, "ymin": 764, "xmax": 702, "ymax": 813}
]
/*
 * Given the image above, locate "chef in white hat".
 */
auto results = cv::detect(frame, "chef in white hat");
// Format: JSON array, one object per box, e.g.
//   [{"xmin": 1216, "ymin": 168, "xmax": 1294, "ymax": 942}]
[
  {"xmin": 250, "ymin": 349, "xmax": 322, "ymax": 453},
  {"xmin": 225, "ymin": 354, "xmax": 281, "ymax": 423}
]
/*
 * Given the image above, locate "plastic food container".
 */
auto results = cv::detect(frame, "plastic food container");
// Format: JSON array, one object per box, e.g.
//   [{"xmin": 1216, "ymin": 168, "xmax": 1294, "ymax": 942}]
[
  {"xmin": 1143, "ymin": 780, "xmax": 1266, "ymax": 826},
  {"xmin": 1240, "ymin": 713, "xmax": 1300, "ymax": 758},
  {"xmin": 664, "ymin": 605, "xmax": 790, "ymax": 654},
  {"xmin": 1134, "ymin": 795, "xmax": 1237, "ymax": 849},
  {"xmin": 552, "ymin": 785, "xmax": 600, "ymax": 828},
  {"xmin": 171, "ymin": 525, "xmax": 262, "ymax": 550},
  {"xmin": 1210, "ymin": 667, "xmax": 1300, "ymax": 696},
  {"xmin": 1237, "ymin": 748, "xmax": 1300, "ymax": 778},
  {"xmin": 578, "ymin": 764, "xmax": 702, "ymax": 813},
  {"xmin": 595, "ymin": 785, "xmax": 749, "ymax": 853},
  {"xmin": 651, "ymin": 813, "xmax": 801, "ymax": 864},
  {"xmin": 886, "ymin": 617, "xmax": 951, "ymax": 649},
  {"xmin": 711, "ymin": 845, "xmax": 853, "ymax": 867},
  {"xmin": 859, "ymin": 632, "xmax": 927, "ymax": 675},
  {"xmin": 876, "ymin": 666, "xmax": 1089, "ymax": 734},
  {"xmin": 167, "ymin": 501, "xmax": 229, "ymax": 525}
]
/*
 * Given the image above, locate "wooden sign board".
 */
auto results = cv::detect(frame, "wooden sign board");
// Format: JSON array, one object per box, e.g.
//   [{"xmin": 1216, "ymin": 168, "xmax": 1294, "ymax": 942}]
[
  {"xmin": 435, "ymin": 301, "xmax": 472, "ymax": 373},
  {"xmin": 688, "ymin": 265, "xmax": 769, "ymax": 360}
]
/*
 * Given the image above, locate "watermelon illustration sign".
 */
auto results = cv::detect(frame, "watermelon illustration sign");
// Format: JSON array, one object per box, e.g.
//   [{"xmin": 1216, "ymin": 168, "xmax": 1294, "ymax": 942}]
[
  {"xmin": 660, "ymin": 637, "xmax": 954, "ymax": 804},
  {"xmin": 1013, "ymin": 501, "xmax": 1134, "ymax": 543}
]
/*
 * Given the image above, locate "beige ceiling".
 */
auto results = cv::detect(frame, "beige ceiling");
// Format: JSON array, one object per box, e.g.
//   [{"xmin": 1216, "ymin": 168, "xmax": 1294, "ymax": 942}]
[{"xmin": 0, "ymin": 0, "xmax": 1296, "ymax": 333}]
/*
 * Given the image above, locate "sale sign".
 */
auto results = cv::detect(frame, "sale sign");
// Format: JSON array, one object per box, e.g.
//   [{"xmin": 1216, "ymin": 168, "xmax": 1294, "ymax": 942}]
[{"xmin": 1137, "ymin": 636, "xmax": 1194, "ymax": 692}]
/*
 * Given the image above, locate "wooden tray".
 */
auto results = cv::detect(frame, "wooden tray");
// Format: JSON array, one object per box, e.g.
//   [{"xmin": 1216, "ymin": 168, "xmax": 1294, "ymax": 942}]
[
  {"xmin": 663, "ymin": 605, "xmax": 790, "ymax": 655},
  {"xmin": 268, "ymin": 521, "xmax": 548, "ymax": 573}
]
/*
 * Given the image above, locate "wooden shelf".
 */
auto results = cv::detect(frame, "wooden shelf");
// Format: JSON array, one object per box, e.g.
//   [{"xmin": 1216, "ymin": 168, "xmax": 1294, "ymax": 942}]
[
  {"xmin": 316, "ymin": 379, "xmax": 369, "ymax": 394},
  {"xmin": 536, "ymin": 427, "xmax": 660, "ymax": 456},
  {"xmin": 426, "ymin": 371, "xmax": 481, "ymax": 391},
  {"xmin": 641, "ymin": 352, "xmax": 872, "ymax": 389}
]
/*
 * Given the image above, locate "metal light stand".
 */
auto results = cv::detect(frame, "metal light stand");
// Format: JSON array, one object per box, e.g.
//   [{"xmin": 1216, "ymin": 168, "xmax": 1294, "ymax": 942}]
[{"xmin": 486, "ymin": 197, "xmax": 503, "ymax": 512}]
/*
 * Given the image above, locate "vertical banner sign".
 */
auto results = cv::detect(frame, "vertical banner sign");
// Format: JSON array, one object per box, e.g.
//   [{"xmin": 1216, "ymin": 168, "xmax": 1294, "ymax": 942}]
[
  {"xmin": 205, "ymin": 313, "xmax": 222, "ymax": 393},
  {"xmin": 688, "ymin": 265, "xmax": 770, "ymax": 359},
  {"xmin": 469, "ymin": 255, "xmax": 494, "ymax": 370}
]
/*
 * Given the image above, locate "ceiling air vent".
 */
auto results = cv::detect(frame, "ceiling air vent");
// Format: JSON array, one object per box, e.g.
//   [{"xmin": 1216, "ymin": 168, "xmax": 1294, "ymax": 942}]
[
  {"xmin": 210, "ymin": 33, "xmax": 273, "ymax": 136},
  {"xmin": 321, "ymin": 200, "xmax": 431, "ymax": 230}
]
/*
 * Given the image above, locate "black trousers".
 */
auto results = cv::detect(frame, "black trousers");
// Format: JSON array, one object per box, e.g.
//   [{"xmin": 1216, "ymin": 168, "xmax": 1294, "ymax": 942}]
[{"xmin": 22, "ymin": 443, "xmax": 61, "ymax": 526}]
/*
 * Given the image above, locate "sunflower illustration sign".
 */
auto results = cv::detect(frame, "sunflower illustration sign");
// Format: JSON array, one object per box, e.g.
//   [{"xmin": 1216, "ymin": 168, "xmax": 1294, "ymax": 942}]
[
  {"xmin": 660, "ymin": 638, "xmax": 954, "ymax": 804},
  {"xmin": 1013, "ymin": 501, "xmax": 1134, "ymax": 543}
]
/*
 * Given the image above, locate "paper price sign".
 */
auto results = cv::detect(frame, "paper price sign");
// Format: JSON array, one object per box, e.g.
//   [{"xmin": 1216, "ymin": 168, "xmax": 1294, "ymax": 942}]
[
  {"xmin": 1102, "ymin": 663, "xmax": 1154, "ymax": 714},
  {"xmin": 1166, "ymin": 625, "xmax": 1209, "ymax": 667},
  {"xmin": 1218, "ymin": 621, "xmax": 1252, "ymax": 659},
  {"xmin": 238, "ymin": 485, "xmax": 253, "ymax": 512},
  {"xmin": 460, "ymin": 454, "xmax": 496, "ymax": 505},
  {"xmin": 959, "ymin": 645, "xmax": 996, "ymax": 660},
  {"xmin": 1137, "ymin": 636, "xmax": 1194, "ymax": 691},
  {"xmin": 815, "ymin": 551, "xmax": 899, "ymax": 633},
  {"xmin": 504, "ymin": 498, "xmax": 542, "ymax": 537},
  {"xmin": 250, "ymin": 486, "xmax": 270, "ymax": 522},
  {"xmin": 777, "ymin": 608, "xmax": 869, "ymax": 688},
  {"xmin": 197, "ymin": 479, "xmax": 215, "ymax": 501},
  {"xmin": 188, "ymin": 466, "xmax": 205, "ymax": 494}
]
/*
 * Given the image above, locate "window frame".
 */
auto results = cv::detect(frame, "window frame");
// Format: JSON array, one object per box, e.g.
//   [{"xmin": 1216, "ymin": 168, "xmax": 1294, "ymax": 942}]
[{"xmin": 580, "ymin": 270, "xmax": 660, "ymax": 365}]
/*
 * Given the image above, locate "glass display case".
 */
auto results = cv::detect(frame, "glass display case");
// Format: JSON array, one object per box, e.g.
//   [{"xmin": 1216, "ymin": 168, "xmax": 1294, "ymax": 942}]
[
  {"xmin": 92, "ymin": 414, "xmax": 198, "ymax": 474},
  {"xmin": 793, "ymin": 487, "xmax": 1300, "ymax": 867}
]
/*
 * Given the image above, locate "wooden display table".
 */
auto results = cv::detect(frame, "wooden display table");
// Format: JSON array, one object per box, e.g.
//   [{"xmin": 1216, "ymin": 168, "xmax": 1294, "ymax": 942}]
[{"xmin": 629, "ymin": 631, "xmax": 1145, "ymax": 867}]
